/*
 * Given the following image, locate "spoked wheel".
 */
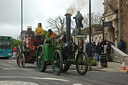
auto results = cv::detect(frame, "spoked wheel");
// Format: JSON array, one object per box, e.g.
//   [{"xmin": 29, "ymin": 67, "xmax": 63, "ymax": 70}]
[
  {"xmin": 36, "ymin": 45, "xmax": 47, "ymax": 72},
  {"xmin": 62, "ymin": 63, "xmax": 70, "ymax": 72},
  {"xmin": 16, "ymin": 54, "xmax": 20, "ymax": 67},
  {"xmin": 16, "ymin": 46, "xmax": 25, "ymax": 67},
  {"xmin": 76, "ymin": 52, "xmax": 89, "ymax": 75},
  {"xmin": 52, "ymin": 50, "xmax": 63, "ymax": 75},
  {"xmin": 21, "ymin": 53, "xmax": 25, "ymax": 68}
]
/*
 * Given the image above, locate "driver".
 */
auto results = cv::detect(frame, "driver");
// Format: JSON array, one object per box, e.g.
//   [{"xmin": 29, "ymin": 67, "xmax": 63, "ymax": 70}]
[{"xmin": 46, "ymin": 29, "xmax": 57, "ymax": 39}]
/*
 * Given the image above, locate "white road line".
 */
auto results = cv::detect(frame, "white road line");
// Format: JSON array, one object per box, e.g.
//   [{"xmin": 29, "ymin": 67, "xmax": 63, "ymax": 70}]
[
  {"xmin": 0, "ymin": 76, "xmax": 69, "ymax": 82},
  {"xmin": 3, "ymin": 68, "xmax": 17, "ymax": 70},
  {"xmin": 73, "ymin": 84, "xmax": 82, "ymax": 85},
  {"xmin": 0, "ymin": 81, "xmax": 38, "ymax": 85}
]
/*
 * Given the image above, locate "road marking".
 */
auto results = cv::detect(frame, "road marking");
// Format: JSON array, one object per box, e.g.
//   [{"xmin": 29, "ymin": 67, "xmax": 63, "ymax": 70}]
[
  {"xmin": 73, "ymin": 84, "xmax": 82, "ymax": 85},
  {"xmin": 0, "ymin": 81, "xmax": 38, "ymax": 85},
  {"xmin": 0, "ymin": 76, "xmax": 69, "ymax": 82},
  {"xmin": 3, "ymin": 68, "xmax": 17, "ymax": 70}
]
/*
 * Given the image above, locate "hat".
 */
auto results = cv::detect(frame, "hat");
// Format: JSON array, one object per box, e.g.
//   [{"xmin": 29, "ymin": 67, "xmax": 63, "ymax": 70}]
[
  {"xmin": 27, "ymin": 26, "xmax": 32, "ymax": 31},
  {"xmin": 48, "ymin": 29, "xmax": 52, "ymax": 33}
]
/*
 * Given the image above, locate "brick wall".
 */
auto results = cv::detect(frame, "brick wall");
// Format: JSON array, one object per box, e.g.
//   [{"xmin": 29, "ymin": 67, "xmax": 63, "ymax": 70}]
[
  {"xmin": 121, "ymin": 1, "xmax": 128, "ymax": 53},
  {"xmin": 104, "ymin": 0, "xmax": 118, "ymax": 10},
  {"xmin": 104, "ymin": 0, "xmax": 128, "ymax": 54}
]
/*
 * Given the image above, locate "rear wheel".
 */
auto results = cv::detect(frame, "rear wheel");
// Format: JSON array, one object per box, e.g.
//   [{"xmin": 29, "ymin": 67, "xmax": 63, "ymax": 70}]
[
  {"xmin": 52, "ymin": 50, "xmax": 63, "ymax": 75},
  {"xmin": 16, "ymin": 46, "xmax": 25, "ymax": 67},
  {"xmin": 36, "ymin": 45, "xmax": 47, "ymax": 72},
  {"xmin": 16, "ymin": 54, "xmax": 20, "ymax": 67},
  {"xmin": 21, "ymin": 53, "xmax": 25, "ymax": 68},
  {"xmin": 76, "ymin": 52, "xmax": 89, "ymax": 75}
]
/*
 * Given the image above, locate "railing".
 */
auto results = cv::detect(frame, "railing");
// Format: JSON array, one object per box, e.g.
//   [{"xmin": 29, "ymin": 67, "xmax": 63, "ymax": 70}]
[{"xmin": 111, "ymin": 45, "xmax": 128, "ymax": 65}]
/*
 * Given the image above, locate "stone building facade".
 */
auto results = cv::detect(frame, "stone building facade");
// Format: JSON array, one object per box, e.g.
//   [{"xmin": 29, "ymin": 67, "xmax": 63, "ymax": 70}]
[{"xmin": 104, "ymin": 0, "xmax": 128, "ymax": 53}]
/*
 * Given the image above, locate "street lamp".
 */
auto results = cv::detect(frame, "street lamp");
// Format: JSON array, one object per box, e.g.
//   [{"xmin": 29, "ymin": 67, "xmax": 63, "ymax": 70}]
[
  {"xmin": 21, "ymin": 0, "xmax": 23, "ymax": 51},
  {"xmin": 88, "ymin": 0, "xmax": 92, "ymax": 71},
  {"xmin": 89, "ymin": 0, "xmax": 91, "ymax": 44}
]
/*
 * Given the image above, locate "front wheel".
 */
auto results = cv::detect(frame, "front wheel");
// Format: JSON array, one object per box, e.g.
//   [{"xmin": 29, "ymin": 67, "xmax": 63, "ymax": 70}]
[
  {"xmin": 76, "ymin": 52, "xmax": 89, "ymax": 75},
  {"xmin": 36, "ymin": 45, "xmax": 47, "ymax": 72},
  {"xmin": 52, "ymin": 50, "xmax": 63, "ymax": 75}
]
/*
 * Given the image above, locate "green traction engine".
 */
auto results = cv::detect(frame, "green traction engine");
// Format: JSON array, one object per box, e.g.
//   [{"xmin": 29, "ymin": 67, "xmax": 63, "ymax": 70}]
[{"xmin": 36, "ymin": 13, "xmax": 89, "ymax": 75}]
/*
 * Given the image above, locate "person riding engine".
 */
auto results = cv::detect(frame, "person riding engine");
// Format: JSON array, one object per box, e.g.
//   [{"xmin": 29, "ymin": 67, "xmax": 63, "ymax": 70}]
[
  {"xmin": 35, "ymin": 23, "xmax": 44, "ymax": 42},
  {"xmin": 46, "ymin": 29, "xmax": 57, "ymax": 39},
  {"xmin": 24, "ymin": 27, "xmax": 34, "ymax": 49}
]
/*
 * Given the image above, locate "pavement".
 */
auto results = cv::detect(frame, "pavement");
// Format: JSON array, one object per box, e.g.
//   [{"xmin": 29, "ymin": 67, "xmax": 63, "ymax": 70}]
[
  {"xmin": 92, "ymin": 61, "xmax": 128, "ymax": 72},
  {"xmin": 70, "ymin": 61, "xmax": 128, "ymax": 73}
]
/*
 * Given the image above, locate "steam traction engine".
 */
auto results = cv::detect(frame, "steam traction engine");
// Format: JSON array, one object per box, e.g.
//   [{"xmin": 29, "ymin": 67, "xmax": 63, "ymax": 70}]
[
  {"xmin": 36, "ymin": 13, "xmax": 89, "ymax": 75},
  {"xmin": 16, "ymin": 31, "xmax": 43, "ymax": 67}
]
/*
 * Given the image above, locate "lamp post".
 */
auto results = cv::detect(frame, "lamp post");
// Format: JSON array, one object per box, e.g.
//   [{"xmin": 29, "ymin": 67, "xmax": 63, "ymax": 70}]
[
  {"xmin": 88, "ymin": 0, "xmax": 92, "ymax": 71},
  {"xmin": 21, "ymin": 0, "xmax": 23, "ymax": 51},
  {"xmin": 89, "ymin": 0, "xmax": 91, "ymax": 44}
]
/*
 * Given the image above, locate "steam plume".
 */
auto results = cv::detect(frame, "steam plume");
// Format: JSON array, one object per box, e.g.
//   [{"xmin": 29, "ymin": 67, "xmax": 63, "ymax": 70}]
[{"xmin": 66, "ymin": 0, "xmax": 88, "ymax": 14}]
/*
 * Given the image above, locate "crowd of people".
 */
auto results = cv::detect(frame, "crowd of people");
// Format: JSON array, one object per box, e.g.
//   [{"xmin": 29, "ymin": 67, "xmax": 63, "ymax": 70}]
[
  {"xmin": 85, "ymin": 38, "xmax": 126, "ymax": 62},
  {"xmin": 85, "ymin": 39, "xmax": 112, "ymax": 61}
]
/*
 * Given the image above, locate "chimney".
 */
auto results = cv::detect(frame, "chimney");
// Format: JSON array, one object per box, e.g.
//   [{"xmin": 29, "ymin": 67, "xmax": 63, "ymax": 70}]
[{"xmin": 65, "ymin": 13, "xmax": 72, "ymax": 42}]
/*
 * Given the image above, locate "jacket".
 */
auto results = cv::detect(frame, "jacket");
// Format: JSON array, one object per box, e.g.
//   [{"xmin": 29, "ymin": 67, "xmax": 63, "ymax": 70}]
[
  {"xmin": 46, "ymin": 32, "xmax": 57, "ymax": 38},
  {"xmin": 35, "ymin": 27, "xmax": 44, "ymax": 35}
]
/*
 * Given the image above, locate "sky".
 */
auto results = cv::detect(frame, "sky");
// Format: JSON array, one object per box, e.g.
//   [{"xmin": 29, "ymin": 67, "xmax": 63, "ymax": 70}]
[{"xmin": 0, "ymin": 0, "xmax": 104, "ymax": 39}]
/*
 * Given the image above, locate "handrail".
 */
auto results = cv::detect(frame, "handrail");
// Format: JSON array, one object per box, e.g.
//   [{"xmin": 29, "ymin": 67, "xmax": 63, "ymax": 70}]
[{"xmin": 111, "ymin": 45, "xmax": 128, "ymax": 57}]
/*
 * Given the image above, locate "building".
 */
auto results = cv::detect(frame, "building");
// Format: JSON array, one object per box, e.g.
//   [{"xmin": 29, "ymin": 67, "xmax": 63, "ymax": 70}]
[
  {"xmin": 103, "ymin": 0, "xmax": 128, "ymax": 53},
  {"xmin": 92, "ymin": 25, "xmax": 103, "ymax": 44}
]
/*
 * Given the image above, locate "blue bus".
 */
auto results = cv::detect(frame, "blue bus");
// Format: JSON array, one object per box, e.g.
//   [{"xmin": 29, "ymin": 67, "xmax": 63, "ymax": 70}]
[{"xmin": 0, "ymin": 36, "xmax": 12, "ymax": 58}]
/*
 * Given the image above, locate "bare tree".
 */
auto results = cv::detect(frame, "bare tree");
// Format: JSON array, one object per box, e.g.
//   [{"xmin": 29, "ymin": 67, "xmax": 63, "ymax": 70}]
[
  {"xmin": 47, "ymin": 16, "xmax": 66, "ymax": 34},
  {"xmin": 83, "ymin": 12, "xmax": 102, "ymax": 27}
]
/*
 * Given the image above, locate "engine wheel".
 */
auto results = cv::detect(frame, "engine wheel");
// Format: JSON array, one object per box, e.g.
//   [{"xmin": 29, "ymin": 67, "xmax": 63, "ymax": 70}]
[
  {"xmin": 21, "ymin": 53, "xmax": 25, "ymax": 68},
  {"xmin": 76, "ymin": 52, "xmax": 89, "ymax": 75},
  {"xmin": 16, "ymin": 54, "xmax": 20, "ymax": 67},
  {"xmin": 36, "ymin": 45, "xmax": 47, "ymax": 72},
  {"xmin": 52, "ymin": 50, "xmax": 63, "ymax": 75}
]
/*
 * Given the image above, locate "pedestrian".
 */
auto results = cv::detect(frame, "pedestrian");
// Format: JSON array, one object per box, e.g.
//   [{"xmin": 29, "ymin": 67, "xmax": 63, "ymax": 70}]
[
  {"xmin": 118, "ymin": 39, "xmax": 125, "ymax": 52},
  {"xmin": 85, "ymin": 42, "xmax": 92, "ymax": 71},
  {"xmin": 101, "ymin": 39, "xmax": 107, "ymax": 53},
  {"xmin": 85, "ymin": 42, "xmax": 92, "ymax": 58},
  {"xmin": 106, "ymin": 41, "xmax": 112, "ymax": 61},
  {"xmin": 92, "ymin": 42, "xmax": 96, "ymax": 60},
  {"xmin": 96, "ymin": 42, "xmax": 102, "ymax": 61},
  {"xmin": 13, "ymin": 47, "xmax": 17, "ymax": 58}
]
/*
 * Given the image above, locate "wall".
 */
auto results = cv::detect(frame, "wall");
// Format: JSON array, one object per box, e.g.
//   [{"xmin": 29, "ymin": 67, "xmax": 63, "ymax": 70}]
[{"xmin": 121, "ymin": 0, "xmax": 128, "ymax": 53}]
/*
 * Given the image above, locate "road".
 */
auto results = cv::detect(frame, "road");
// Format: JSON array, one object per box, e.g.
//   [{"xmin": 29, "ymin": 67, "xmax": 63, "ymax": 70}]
[{"xmin": 0, "ymin": 58, "xmax": 128, "ymax": 85}]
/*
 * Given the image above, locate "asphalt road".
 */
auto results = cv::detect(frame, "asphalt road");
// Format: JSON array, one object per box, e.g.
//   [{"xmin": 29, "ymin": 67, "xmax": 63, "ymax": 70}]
[{"xmin": 0, "ymin": 58, "xmax": 128, "ymax": 85}]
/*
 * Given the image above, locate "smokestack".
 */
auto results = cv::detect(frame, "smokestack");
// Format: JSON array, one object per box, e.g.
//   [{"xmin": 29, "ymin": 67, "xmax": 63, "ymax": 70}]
[{"xmin": 65, "ymin": 13, "xmax": 72, "ymax": 42}]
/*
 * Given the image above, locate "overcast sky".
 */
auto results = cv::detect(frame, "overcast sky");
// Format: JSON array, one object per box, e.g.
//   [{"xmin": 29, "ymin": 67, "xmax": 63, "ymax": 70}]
[{"xmin": 0, "ymin": 0, "xmax": 104, "ymax": 39}]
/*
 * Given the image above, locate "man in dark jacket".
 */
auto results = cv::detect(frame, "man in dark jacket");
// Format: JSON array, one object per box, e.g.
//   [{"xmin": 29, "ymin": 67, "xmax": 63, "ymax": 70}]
[
  {"xmin": 96, "ymin": 42, "xmax": 102, "ymax": 61},
  {"xmin": 106, "ymin": 41, "xmax": 111, "ymax": 61},
  {"xmin": 118, "ymin": 39, "xmax": 125, "ymax": 52}
]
